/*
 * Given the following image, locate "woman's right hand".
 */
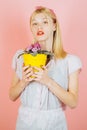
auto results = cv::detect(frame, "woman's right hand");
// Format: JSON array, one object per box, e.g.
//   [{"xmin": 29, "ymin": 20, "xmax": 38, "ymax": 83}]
[
  {"xmin": 9, "ymin": 65, "xmax": 34, "ymax": 101},
  {"xmin": 22, "ymin": 65, "xmax": 34, "ymax": 84}
]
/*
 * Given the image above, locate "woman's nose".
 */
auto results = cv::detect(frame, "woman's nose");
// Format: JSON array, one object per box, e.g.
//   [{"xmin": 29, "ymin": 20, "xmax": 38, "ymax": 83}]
[{"xmin": 38, "ymin": 23, "xmax": 43, "ymax": 29}]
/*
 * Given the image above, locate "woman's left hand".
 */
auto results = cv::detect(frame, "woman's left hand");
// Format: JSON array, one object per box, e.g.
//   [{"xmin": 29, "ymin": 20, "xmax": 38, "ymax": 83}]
[{"xmin": 32, "ymin": 66, "xmax": 49, "ymax": 85}]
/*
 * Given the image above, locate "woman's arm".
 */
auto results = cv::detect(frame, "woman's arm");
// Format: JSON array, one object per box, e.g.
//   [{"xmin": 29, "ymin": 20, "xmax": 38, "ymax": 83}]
[
  {"xmin": 33, "ymin": 66, "xmax": 80, "ymax": 108},
  {"xmin": 9, "ymin": 66, "xmax": 34, "ymax": 101},
  {"xmin": 45, "ymin": 70, "xmax": 80, "ymax": 108}
]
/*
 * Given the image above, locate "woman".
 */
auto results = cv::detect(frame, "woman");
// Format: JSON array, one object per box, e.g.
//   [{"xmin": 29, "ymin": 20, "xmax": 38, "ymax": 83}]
[{"xmin": 9, "ymin": 6, "xmax": 82, "ymax": 130}]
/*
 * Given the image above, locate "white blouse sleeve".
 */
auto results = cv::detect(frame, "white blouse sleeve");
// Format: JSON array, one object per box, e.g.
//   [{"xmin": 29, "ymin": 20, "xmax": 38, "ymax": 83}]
[
  {"xmin": 12, "ymin": 49, "xmax": 24, "ymax": 79},
  {"xmin": 67, "ymin": 54, "xmax": 82, "ymax": 74}
]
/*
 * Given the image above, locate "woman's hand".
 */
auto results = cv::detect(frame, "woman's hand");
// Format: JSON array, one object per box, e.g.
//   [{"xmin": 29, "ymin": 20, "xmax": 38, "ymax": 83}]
[
  {"xmin": 9, "ymin": 65, "xmax": 34, "ymax": 101},
  {"xmin": 22, "ymin": 65, "xmax": 34, "ymax": 84},
  {"xmin": 32, "ymin": 66, "xmax": 49, "ymax": 85}
]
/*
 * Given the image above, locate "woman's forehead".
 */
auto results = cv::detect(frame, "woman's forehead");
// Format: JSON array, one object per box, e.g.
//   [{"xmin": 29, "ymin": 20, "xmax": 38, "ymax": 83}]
[{"xmin": 31, "ymin": 12, "xmax": 52, "ymax": 21}]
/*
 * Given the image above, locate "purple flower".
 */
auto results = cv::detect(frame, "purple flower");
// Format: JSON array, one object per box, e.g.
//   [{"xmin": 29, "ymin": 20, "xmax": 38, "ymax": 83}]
[
  {"xmin": 26, "ymin": 42, "xmax": 41, "ymax": 53},
  {"xmin": 32, "ymin": 43, "xmax": 41, "ymax": 52},
  {"xmin": 18, "ymin": 42, "xmax": 53, "ymax": 58}
]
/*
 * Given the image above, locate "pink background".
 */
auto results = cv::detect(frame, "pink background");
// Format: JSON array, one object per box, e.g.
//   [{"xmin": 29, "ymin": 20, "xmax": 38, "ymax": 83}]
[{"xmin": 0, "ymin": 0, "xmax": 87, "ymax": 130}]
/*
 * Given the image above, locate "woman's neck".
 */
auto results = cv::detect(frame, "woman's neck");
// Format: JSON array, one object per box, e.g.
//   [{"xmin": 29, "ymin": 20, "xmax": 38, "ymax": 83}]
[{"xmin": 39, "ymin": 37, "xmax": 53, "ymax": 52}]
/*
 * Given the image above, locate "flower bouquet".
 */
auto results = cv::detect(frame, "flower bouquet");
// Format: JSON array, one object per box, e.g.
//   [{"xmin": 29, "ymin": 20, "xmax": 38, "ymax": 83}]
[{"xmin": 22, "ymin": 43, "xmax": 53, "ymax": 68}]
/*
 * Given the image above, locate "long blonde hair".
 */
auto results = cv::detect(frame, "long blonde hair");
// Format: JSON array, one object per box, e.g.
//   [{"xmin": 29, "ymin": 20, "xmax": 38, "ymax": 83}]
[{"xmin": 30, "ymin": 6, "xmax": 67, "ymax": 59}]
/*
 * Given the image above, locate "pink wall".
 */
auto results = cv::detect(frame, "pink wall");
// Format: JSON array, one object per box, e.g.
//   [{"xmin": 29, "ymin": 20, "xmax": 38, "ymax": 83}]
[{"xmin": 0, "ymin": 0, "xmax": 87, "ymax": 130}]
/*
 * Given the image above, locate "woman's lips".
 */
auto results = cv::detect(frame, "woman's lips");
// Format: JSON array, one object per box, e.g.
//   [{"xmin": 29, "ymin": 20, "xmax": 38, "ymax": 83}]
[{"xmin": 37, "ymin": 31, "xmax": 44, "ymax": 36}]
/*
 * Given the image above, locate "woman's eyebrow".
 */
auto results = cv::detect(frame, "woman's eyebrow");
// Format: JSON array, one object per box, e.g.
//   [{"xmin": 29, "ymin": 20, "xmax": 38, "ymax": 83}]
[
  {"xmin": 43, "ymin": 18, "xmax": 48, "ymax": 20},
  {"xmin": 32, "ymin": 17, "xmax": 48, "ymax": 22}
]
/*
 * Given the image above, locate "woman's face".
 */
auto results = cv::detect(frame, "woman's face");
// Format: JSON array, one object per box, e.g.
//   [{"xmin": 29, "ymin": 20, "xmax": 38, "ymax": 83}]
[{"xmin": 30, "ymin": 13, "xmax": 56, "ymax": 42}]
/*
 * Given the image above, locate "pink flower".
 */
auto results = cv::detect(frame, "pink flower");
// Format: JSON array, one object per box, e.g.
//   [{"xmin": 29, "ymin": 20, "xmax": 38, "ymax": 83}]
[
  {"xmin": 33, "ymin": 43, "xmax": 41, "ymax": 51},
  {"xmin": 26, "ymin": 42, "xmax": 41, "ymax": 52}
]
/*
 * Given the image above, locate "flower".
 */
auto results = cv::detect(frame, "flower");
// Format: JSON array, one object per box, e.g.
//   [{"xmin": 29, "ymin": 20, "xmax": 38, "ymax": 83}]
[
  {"xmin": 18, "ymin": 42, "xmax": 53, "ymax": 67},
  {"xmin": 24, "ymin": 42, "xmax": 53, "ymax": 57},
  {"xmin": 26, "ymin": 42, "xmax": 41, "ymax": 54}
]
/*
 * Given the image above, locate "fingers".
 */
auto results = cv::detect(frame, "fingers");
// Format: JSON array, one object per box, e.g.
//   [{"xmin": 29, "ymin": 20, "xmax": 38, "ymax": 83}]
[
  {"xmin": 22, "ymin": 65, "xmax": 30, "ymax": 72},
  {"xmin": 41, "ymin": 65, "xmax": 47, "ymax": 70},
  {"xmin": 33, "ymin": 66, "xmax": 43, "ymax": 72},
  {"xmin": 22, "ymin": 65, "xmax": 48, "ymax": 83},
  {"xmin": 34, "ymin": 65, "xmax": 47, "ymax": 71},
  {"xmin": 24, "ymin": 67, "xmax": 32, "ymax": 75},
  {"xmin": 32, "ymin": 66, "xmax": 48, "ymax": 82},
  {"xmin": 22, "ymin": 65, "xmax": 34, "ymax": 82}
]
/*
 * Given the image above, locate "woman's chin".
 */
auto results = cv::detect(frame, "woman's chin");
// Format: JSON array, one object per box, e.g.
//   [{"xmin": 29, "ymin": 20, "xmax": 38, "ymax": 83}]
[{"xmin": 35, "ymin": 36, "xmax": 47, "ymax": 43}]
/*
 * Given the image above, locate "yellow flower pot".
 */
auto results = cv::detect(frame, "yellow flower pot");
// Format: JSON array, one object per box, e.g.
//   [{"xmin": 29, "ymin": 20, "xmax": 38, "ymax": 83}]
[{"xmin": 22, "ymin": 53, "xmax": 47, "ymax": 68}]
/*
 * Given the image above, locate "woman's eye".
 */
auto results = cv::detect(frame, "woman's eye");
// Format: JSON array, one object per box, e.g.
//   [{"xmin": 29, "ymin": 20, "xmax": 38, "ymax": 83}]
[
  {"xmin": 32, "ymin": 23, "xmax": 38, "ymax": 26},
  {"xmin": 43, "ymin": 21, "xmax": 48, "ymax": 24}
]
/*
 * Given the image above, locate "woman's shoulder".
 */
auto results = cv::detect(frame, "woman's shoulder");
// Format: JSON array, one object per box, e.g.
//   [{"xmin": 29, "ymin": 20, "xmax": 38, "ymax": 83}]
[
  {"xmin": 66, "ymin": 53, "xmax": 81, "ymax": 59},
  {"xmin": 55, "ymin": 53, "xmax": 81, "ymax": 63},
  {"xmin": 13, "ymin": 49, "xmax": 24, "ymax": 59},
  {"xmin": 65, "ymin": 53, "xmax": 82, "ymax": 74},
  {"xmin": 65, "ymin": 53, "xmax": 82, "ymax": 64},
  {"xmin": 12, "ymin": 49, "xmax": 24, "ymax": 69}
]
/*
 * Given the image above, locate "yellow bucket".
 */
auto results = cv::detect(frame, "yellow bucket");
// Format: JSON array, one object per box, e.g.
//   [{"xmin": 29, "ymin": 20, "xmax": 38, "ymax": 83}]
[{"xmin": 22, "ymin": 53, "xmax": 47, "ymax": 68}]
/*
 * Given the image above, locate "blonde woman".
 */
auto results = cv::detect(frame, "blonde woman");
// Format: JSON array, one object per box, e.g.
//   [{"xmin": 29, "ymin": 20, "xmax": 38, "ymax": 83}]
[{"xmin": 9, "ymin": 6, "xmax": 82, "ymax": 130}]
